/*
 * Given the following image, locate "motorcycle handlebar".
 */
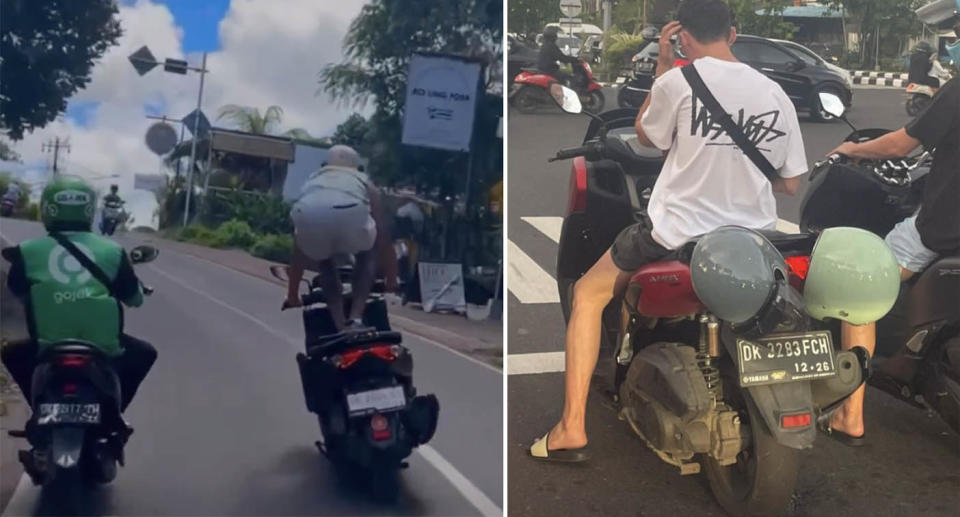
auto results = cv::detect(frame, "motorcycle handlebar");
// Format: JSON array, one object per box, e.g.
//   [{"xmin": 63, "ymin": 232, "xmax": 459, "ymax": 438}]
[{"xmin": 549, "ymin": 144, "xmax": 594, "ymax": 162}]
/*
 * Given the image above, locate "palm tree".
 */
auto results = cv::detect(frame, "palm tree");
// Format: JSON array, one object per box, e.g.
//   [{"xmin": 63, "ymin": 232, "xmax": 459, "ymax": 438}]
[{"xmin": 216, "ymin": 104, "xmax": 313, "ymax": 139}]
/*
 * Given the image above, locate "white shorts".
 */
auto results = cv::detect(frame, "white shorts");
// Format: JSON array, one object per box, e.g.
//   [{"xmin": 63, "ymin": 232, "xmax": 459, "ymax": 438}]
[
  {"xmin": 884, "ymin": 214, "xmax": 938, "ymax": 273},
  {"xmin": 291, "ymin": 191, "xmax": 376, "ymax": 261}
]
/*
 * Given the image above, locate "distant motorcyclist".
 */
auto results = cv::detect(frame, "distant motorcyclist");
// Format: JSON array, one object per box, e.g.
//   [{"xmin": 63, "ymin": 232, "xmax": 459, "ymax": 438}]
[
  {"xmin": 1, "ymin": 176, "xmax": 157, "ymax": 417},
  {"xmin": 537, "ymin": 26, "xmax": 578, "ymax": 86},
  {"xmin": 283, "ymin": 145, "xmax": 397, "ymax": 330},
  {"xmin": 103, "ymin": 184, "xmax": 124, "ymax": 210},
  {"xmin": 908, "ymin": 41, "xmax": 942, "ymax": 88}
]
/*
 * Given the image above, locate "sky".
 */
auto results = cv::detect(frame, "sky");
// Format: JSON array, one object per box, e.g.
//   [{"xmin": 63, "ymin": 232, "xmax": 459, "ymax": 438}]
[{"xmin": 2, "ymin": 0, "xmax": 371, "ymax": 228}]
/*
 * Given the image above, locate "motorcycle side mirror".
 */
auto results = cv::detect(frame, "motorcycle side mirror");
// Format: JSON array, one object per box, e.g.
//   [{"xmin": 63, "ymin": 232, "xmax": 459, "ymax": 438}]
[
  {"xmin": 819, "ymin": 92, "xmax": 857, "ymax": 132},
  {"xmin": 550, "ymin": 83, "xmax": 583, "ymax": 114},
  {"xmin": 130, "ymin": 245, "xmax": 159, "ymax": 264}
]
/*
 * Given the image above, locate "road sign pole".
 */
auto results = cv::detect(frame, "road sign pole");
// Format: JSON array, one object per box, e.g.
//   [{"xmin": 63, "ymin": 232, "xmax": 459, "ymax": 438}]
[{"xmin": 183, "ymin": 52, "xmax": 207, "ymax": 227}]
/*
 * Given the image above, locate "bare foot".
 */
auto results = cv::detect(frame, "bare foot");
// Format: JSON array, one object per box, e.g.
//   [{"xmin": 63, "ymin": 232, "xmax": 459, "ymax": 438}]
[
  {"xmin": 828, "ymin": 409, "xmax": 865, "ymax": 438},
  {"xmin": 546, "ymin": 422, "xmax": 588, "ymax": 450}
]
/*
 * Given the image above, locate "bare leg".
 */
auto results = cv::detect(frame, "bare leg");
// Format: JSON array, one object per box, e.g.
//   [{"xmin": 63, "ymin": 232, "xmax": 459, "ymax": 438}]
[
  {"xmin": 830, "ymin": 321, "xmax": 876, "ymax": 437},
  {"xmin": 349, "ymin": 250, "xmax": 375, "ymax": 322},
  {"xmin": 318, "ymin": 259, "xmax": 346, "ymax": 331},
  {"xmin": 547, "ymin": 249, "xmax": 631, "ymax": 450}
]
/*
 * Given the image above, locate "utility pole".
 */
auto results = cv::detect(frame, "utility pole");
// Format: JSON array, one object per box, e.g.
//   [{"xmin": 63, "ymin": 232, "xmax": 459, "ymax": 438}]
[{"xmin": 41, "ymin": 137, "xmax": 71, "ymax": 176}]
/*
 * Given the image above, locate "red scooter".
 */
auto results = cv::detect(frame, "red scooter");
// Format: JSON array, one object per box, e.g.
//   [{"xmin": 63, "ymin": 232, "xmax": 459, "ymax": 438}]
[{"xmin": 510, "ymin": 59, "xmax": 605, "ymax": 114}]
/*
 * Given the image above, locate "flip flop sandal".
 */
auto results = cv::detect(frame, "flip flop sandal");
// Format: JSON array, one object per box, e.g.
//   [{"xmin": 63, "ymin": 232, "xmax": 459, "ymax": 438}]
[
  {"xmin": 529, "ymin": 432, "xmax": 589, "ymax": 462},
  {"xmin": 817, "ymin": 415, "xmax": 866, "ymax": 447}
]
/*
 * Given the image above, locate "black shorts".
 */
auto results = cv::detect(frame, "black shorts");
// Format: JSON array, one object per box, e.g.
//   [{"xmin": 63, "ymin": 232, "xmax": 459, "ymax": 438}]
[{"xmin": 610, "ymin": 221, "xmax": 672, "ymax": 272}]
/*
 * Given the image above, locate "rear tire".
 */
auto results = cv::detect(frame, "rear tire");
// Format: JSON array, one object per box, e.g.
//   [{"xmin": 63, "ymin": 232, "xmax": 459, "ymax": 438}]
[
  {"xmin": 703, "ymin": 397, "xmax": 800, "ymax": 517},
  {"xmin": 512, "ymin": 86, "xmax": 540, "ymax": 114},
  {"xmin": 370, "ymin": 465, "xmax": 400, "ymax": 503},
  {"xmin": 583, "ymin": 90, "xmax": 605, "ymax": 113}
]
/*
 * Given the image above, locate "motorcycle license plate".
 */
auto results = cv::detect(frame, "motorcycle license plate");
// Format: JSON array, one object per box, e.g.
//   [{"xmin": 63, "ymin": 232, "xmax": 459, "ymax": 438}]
[
  {"xmin": 37, "ymin": 403, "xmax": 101, "ymax": 425},
  {"xmin": 346, "ymin": 386, "xmax": 406, "ymax": 415},
  {"xmin": 736, "ymin": 331, "xmax": 837, "ymax": 387}
]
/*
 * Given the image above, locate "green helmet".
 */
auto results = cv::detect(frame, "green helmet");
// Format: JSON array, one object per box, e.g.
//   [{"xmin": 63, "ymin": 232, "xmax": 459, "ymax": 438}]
[
  {"xmin": 40, "ymin": 175, "xmax": 97, "ymax": 232},
  {"xmin": 804, "ymin": 227, "xmax": 900, "ymax": 325}
]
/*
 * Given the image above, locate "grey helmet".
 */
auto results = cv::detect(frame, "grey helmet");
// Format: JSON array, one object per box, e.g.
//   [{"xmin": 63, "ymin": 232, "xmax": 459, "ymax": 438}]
[{"xmin": 689, "ymin": 226, "xmax": 787, "ymax": 326}]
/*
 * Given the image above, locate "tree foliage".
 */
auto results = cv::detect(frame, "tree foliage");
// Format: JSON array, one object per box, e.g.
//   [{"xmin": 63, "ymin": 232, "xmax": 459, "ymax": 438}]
[
  {"xmin": 331, "ymin": 113, "xmax": 372, "ymax": 153},
  {"xmin": 826, "ymin": 0, "xmax": 923, "ymax": 67},
  {"xmin": 729, "ymin": 0, "xmax": 797, "ymax": 40},
  {"xmin": 317, "ymin": 0, "xmax": 502, "ymax": 196},
  {"xmin": 0, "ymin": 0, "xmax": 122, "ymax": 140},
  {"xmin": 216, "ymin": 104, "xmax": 312, "ymax": 139},
  {"xmin": 508, "ymin": 0, "xmax": 558, "ymax": 36}
]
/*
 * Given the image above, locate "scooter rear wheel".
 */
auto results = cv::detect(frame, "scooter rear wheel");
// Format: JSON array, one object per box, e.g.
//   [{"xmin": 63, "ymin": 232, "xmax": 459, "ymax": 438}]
[
  {"xmin": 370, "ymin": 465, "xmax": 400, "ymax": 502},
  {"xmin": 583, "ymin": 90, "xmax": 605, "ymax": 113},
  {"xmin": 512, "ymin": 86, "xmax": 540, "ymax": 114},
  {"xmin": 703, "ymin": 393, "xmax": 800, "ymax": 517}
]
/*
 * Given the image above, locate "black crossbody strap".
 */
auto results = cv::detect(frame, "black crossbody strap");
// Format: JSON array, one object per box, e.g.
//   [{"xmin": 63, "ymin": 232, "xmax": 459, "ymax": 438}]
[
  {"xmin": 49, "ymin": 232, "xmax": 119, "ymax": 298},
  {"xmin": 681, "ymin": 64, "xmax": 780, "ymax": 182}
]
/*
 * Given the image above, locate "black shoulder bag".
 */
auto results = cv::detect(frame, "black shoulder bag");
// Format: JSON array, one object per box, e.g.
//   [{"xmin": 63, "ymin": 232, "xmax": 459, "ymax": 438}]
[
  {"xmin": 49, "ymin": 232, "xmax": 119, "ymax": 298},
  {"xmin": 681, "ymin": 64, "xmax": 780, "ymax": 182}
]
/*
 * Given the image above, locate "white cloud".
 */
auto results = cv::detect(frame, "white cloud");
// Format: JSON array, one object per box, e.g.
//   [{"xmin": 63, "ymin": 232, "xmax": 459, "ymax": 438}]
[{"xmin": 2, "ymin": 0, "xmax": 369, "ymax": 228}]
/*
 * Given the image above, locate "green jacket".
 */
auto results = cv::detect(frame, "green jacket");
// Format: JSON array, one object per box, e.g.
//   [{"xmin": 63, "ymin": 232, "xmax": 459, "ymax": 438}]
[{"xmin": 3, "ymin": 232, "xmax": 143, "ymax": 357}]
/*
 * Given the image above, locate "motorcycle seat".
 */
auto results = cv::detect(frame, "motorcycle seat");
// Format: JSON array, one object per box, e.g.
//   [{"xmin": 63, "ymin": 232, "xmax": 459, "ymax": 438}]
[
  {"xmin": 307, "ymin": 330, "xmax": 403, "ymax": 357},
  {"xmin": 39, "ymin": 341, "xmax": 109, "ymax": 361}
]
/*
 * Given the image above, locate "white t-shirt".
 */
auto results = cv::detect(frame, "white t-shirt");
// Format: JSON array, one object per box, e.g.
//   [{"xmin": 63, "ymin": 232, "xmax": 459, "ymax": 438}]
[
  {"xmin": 640, "ymin": 57, "xmax": 807, "ymax": 249},
  {"xmin": 295, "ymin": 165, "xmax": 371, "ymax": 209}
]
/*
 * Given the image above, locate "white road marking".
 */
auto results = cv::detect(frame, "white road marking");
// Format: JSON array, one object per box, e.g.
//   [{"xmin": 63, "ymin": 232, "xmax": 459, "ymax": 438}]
[
  {"xmin": 507, "ymin": 351, "xmax": 566, "ymax": 375},
  {"xmin": 506, "ymin": 240, "xmax": 559, "ymax": 304},
  {"xmin": 2, "ymin": 474, "xmax": 33, "ymax": 516},
  {"xmin": 521, "ymin": 216, "xmax": 562, "ymax": 243},
  {"xmin": 417, "ymin": 445, "xmax": 502, "ymax": 517}
]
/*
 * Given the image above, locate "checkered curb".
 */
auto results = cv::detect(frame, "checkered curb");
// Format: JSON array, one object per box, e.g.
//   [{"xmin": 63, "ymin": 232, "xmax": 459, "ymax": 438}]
[{"xmin": 851, "ymin": 70, "xmax": 908, "ymax": 88}]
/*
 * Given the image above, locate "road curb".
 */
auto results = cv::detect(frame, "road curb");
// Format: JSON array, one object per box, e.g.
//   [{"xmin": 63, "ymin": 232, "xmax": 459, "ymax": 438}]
[
  {"xmin": 141, "ymin": 236, "xmax": 502, "ymax": 370},
  {"xmin": 851, "ymin": 70, "xmax": 908, "ymax": 88}
]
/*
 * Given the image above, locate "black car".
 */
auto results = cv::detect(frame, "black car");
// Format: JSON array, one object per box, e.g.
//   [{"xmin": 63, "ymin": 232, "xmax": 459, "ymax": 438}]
[
  {"xmin": 617, "ymin": 35, "xmax": 853, "ymax": 122},
  {"xmin": 507, "ymin": 34, "xmax": 539, "ymax": 87},
  {"xmin": 731, "ymin": 35, "xmax": 853, "ymax": 121}
]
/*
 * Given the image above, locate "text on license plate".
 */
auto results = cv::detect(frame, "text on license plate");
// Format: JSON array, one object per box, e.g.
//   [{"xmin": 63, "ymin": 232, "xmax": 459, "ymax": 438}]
[
  {"xmin": 736, "ymin": 331, "xmax": 836, "ymax": 387},
  {"xmin": 37, "ymin": 403, "xmax": 101, "ymax": 425},
  {"xmin": 346, "ymin": 386, "xmax": 406, "ymax": 415}
]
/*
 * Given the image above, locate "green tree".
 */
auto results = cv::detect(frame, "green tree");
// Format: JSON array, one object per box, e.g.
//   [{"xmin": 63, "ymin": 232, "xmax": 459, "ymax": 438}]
[
  {"xmin": 331, "ymin": 113, "xmax": 372, "ymax": 152},
  {"xmin": 318, "ymin": 0, "xmax": 502, "ymax": 195},
  {"xmin": 827, "ymin": 0, "xmax": 923, "ymax": 68},
  {"xmin": 729, "ymin": 0, "xmax": 797, "ymax": 40},
  {"xmin": 508, "ymin": 0, "xmax": 557, "ymax": 36},
  {"xmin": 0, "ymin": 0, "xmax": 122, "ymax": 140},
  {"xmin": 215, "ymin": 104, "xmax": 312, "ymax": 139}
]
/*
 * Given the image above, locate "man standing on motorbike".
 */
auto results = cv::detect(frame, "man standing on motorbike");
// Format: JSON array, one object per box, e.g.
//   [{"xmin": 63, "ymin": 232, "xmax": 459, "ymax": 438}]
[
  {"xmin": 826, "ymin": 52, "xmax": 960, "ymax": 445},
  {"xmin": 537, "ymin": 26, "xmax": 578, "ymax": 86},
  {"xmin": 530, "ymin": 0, "xmax": 807, "ymax": 462},
  {"xmin": 1, "ymin": 176, "xmax": 157, "ymax": 423},
  {"xmin": 282, "ymin": 145, "xmax": 397, "ymax": 330}
]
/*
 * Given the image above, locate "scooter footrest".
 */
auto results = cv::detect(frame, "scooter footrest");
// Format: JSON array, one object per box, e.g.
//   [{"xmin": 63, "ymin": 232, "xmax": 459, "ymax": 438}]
[{"xmin": 7, "ymin": 430, "xmax": 26, "ymax": 438}]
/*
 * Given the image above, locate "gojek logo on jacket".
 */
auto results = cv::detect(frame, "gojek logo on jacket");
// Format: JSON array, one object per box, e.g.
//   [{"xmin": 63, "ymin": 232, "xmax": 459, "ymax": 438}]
[{"xmin": 47, "ymin": 243, "xmax": 96, "ymax": 304}]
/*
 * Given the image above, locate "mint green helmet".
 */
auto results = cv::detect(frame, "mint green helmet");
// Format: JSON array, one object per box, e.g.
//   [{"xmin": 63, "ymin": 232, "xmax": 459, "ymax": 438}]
[
  {"xmin": 804, "ymin": 227, "xmax": 900, "ymax": 325},
  {"xmin": 40, "ymin": 175, "xmax": 97, "ymax": 232}
]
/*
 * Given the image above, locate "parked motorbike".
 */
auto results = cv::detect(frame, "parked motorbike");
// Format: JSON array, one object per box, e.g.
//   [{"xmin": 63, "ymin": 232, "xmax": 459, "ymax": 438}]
[
  {"xmin": 548, "ymin": 85, "xmax": 871, "ymax": 516},
  {"xmin": 272, "ymin": 265, "xmax": 439, "ymax": 502},
  {"xmin": 801, "ymin": 93, "xmax": 960, "ymax": 437},
  {"xmin": 100, "ymin": 201, "xmax": 125, "ymax": 236},
  {"xmin": 5, "ymin": 246, "xmax": 158, "ymax": 498},
  {"xmin": 509, "ymin": 58, "xmax": 604, "ymax": 114}
]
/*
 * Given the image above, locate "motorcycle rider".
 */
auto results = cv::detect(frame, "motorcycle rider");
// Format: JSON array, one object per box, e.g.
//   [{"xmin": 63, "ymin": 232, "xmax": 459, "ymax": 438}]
[
  {"xmin": 908, "ymin": 41, "xmax": 942, "ymax": 89},
  {"xmin": 283, "ymin": 144, "xmax": 397, "ymax": 330},
  {"xmin": 537, "ymin": 26, "xmax": 578, "ymax": 86},
  {"xmin": 530, "ymin": 0, "xmax": 807, "ymax": 462},
  {"xmin": 1, "ymin": 176, "xmax": 157, "ymax": 423},
  {"xmin": 825, "ymin": 46, "xmax": 960, "ymax": 445}
]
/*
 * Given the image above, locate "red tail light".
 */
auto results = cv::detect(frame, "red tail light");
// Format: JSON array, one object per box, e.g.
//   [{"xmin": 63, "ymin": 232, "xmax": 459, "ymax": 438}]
[
  {"xmin": 371, "ymin": 413, "xmax": 391, "ymax": 441},
  {"xmin": 62, "ymin": 383, "xmax": 78, "ymax": 395},
  {"xmin": 335, "ymin": 344, "xmax": 399, "ymax": 370},
  {"xmin": 785, "ymin": 255, "xmax": 810, "ymax": 291},
  {"xmin": 567, "ymin": 157, "xmax": 587, "ymax": 214},
  {"xmin": 781, "ymin": 413, "xmax": 812, "ymax": 429},
  {"xmin": 57, "ymin": 355, "xmax": 90, "ymax": 368}
]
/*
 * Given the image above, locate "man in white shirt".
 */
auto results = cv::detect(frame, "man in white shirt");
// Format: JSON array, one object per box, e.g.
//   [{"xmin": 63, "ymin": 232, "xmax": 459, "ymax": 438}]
[
  {"xmin": 283, "ymin": 145, "xmax": 397, "ymax": 330},
  {"xmin": 531, "ymin": 0, "xmax": 807, "ymax": 462}
]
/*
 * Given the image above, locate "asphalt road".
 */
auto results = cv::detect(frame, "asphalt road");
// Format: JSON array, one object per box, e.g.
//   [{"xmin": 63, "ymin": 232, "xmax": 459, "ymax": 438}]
[
  {"xmin": 506, "ymin": 87, "xmax": 960, "ymax": 516},
  {"xmin": 0, "ymin": 218, "xmax": 502, "ymax": 517}
]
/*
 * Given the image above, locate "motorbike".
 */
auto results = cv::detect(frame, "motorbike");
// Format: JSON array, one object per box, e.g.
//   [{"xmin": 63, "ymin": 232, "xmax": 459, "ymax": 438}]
[
  {"xmin": 548, "ymin": 85, "xmax": 871, "ymax": 516},
  {"xmin": 618, "ymin": 31, "xmax": 690, "ymax": 108},
  {"xmin": 509, "ymin": 58, "xmax": 604, "ymax": 114},
  {"xmin": 801, "ymin": 93, "xmax": 960, "ymax": 437},
  {"xmin": 1, "ymin": 196, "xmax": 15, "ymax": 217},
  {"xmin": 905, "ymin": 60, "xmax": 952, "ymax": 116},
  {"xmin": 99, "ymin": 202, "xmax": 125, "ymax": 236},
  {"xmin": 5, "ymin": 245, "xmax": 158, "ymax": 497},
  {"xmin": 272, "ymin": 265, "xmax": 439, "ymax": 502}
]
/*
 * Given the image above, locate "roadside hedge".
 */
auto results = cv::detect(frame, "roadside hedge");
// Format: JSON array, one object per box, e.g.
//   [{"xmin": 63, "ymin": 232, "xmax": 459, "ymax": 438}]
[{"xmin": 175, "ymin": 219, "xmax": 292, "ymax": 264}]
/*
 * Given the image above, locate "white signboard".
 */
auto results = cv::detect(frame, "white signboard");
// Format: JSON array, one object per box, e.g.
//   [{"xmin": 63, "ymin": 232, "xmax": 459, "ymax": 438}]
[
  {"xmin": 133, "ymin": 173, "xmax": 167, "ymax": 193},
  {"xmin": 402, "ymin": 54, "xmax": 481, "ymax": 152},
  {"xmin": 418, "ymin": 262, "xmax": 466, "ymax": 313}
]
